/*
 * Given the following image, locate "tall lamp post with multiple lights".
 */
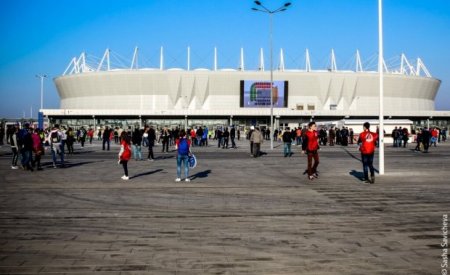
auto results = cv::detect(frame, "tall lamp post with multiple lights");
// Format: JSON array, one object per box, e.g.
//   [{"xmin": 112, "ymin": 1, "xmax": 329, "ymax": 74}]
[
  {"xmin": 35, "ymin": 74, "xmax": 47, "ymax": 129},
  {"xmin": 36, "ymin": 74, "xmax": 47, "ymax": 110},
  {"xmin": 378, "ymin": 0, "xmax": 385, "ymax": 175},
  {"xmin": 252, "ymin": 1, "xmax": 291, "ymax": 150}
]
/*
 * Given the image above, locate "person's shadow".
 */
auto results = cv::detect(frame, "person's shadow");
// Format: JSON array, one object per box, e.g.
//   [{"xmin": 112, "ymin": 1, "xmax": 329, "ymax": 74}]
[
  {"xmin": 190, "ymin": 169, "xmax": 211, "ymax": 180},
  {"xmin": 130, "ymin": 169, "xmax": 163, "ymax": 179},
  {"xmin": 349, "ymin": 170, "xmax": 365, "ymax": 181}
]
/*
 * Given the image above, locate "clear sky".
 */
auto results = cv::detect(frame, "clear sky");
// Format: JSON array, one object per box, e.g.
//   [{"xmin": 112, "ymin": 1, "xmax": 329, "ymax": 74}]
[{"xmin": 1, "ymin": 0, "xmax": 449, "ymax": 118}]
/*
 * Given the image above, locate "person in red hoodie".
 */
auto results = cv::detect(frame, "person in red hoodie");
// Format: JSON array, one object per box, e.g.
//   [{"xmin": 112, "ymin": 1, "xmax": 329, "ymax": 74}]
[
  {"xmin": 357, "ymin": 122, "xmax": 378, "ymax": 184},
  {"xmin": 302, "ymin": 121, "xmax": 320, "ymax": 181}
]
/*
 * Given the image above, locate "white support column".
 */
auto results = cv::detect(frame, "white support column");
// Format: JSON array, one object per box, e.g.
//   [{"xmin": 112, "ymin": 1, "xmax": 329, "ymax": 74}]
[
  {"xmin": 417, "ymin": 58, "xmax": 431, "ymax": 77},
  {"xmin": 64, "ymin": 57, "xmax": 77, "ymax": 75},
  {"xmin": 279, "ymin": 48, "xmax": 285, "ymax": 71},
  {"xmin": 330, "ymin": 49, "xmax": 337, "ymax": 71},
  {"xmin": 214, "ymin": 47, "xmax": 218, "ymax": 71},
  {"xmin": 97, "ymin": 49, "xmax": 109, "ymax": 72},
  {"xmin": 239, "ymin": 47, "xmax": 245, "ymax": 71},
  {"xmin": 356, "ymin": 49, "xmax": 363, "ymax": 72},
  {"xmin": 259, "ymin": 48, "xmax": 265, "ymax": 71},
  {"xmin": 131, "ymin": 46, "xmax": 139, "ymax": 70},
  {"xmin": 106, "ymin": 49, "xmax": 110, "ymax": 71},
  {"xmin": 400, "ymin": 53, "xmax": 405, "ymax": 74},
  {"xmin": 187, "ymin": 46, "xmax": 190, "ymax": 71},
  {"xmin": 160, "ymin": 46, "xmax": 164, "ymax": 71},
  {"xmin": 81, "ymin": 52, "xmax": 86, "ymax": 72},
  {"xmin": 305, "ymin": 48, "xmax": 311, "ymax": 72}
]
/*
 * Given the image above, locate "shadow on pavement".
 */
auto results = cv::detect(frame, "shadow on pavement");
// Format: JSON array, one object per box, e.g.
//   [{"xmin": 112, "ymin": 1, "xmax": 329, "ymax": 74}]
[
  {"xmin": 190, "ymin": 169, "xmax": 211, "ymax": 180},
  {"xmin": 130, "ymin": 169, "xmax": 164, "ymax": 179},
  {"xmin": 349, "ymin": 170, "xmax": 364, "ymax": 181},
  {"xmin": 40, "ymin": 161, "xmax": 101, "ymax": 169},
  {"xmin": 342, "ymin": 148, "xmax": 361, "ymax": 162}
]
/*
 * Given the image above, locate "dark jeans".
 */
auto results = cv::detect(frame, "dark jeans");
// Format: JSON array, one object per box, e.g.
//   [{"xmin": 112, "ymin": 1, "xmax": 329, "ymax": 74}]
[
  {"xmin": 252, "ymin": 143, "xmax": 261, "ymax": 158},
  {"xmin": 102, "ymin": 139, "xmax": 110, "ymax": 150},
  {"xmin": 21, "ymin": 148, "xmax": 32, "ymax": 169},
  {"xmin": 148, "ymin": 146, "xmax": 154, "ymax": 159},
  {"xmin": 222, "ymin": 137, "xmax": 229, "ymax": 148},
  {"xmin": 176, "ymin": 154, "xmax": 189, "ymax": 179},
  {"xmin": 307, "ymin": 151, "xmax": 319, "ymax": 176},
  {"xmin": 162, "ymin": 141, "xmax": 169, "ymax": 152},
  {"xmin": 11, "ymin": 147, "xmax": 18, "ymax": 166},
  {"xmin": 231, "ymin": 137, "xmax": 236, "ymax": 148},
  {"xmin": 121, "ymin": 160, "xmax": 128, "ymax": 176},
  {"xmin": 361, "ymin": 153, "xmax": 375, "ymax": 180},
  {"xmin": 284, "ymin": 142, "xmax": 292, "ymax": 156}
]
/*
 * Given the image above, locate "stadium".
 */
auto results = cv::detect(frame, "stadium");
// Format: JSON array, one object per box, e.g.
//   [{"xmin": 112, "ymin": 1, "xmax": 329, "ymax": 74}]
[{"xmin": 43, "ymin": 47, "xmax": 448, "ymax": 130}]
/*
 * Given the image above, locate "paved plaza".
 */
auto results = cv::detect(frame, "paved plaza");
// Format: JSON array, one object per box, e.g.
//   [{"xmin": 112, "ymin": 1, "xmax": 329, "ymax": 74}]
[{"xmin": 0, "ymin": 139, "xmax": 449, "ymax": 274}]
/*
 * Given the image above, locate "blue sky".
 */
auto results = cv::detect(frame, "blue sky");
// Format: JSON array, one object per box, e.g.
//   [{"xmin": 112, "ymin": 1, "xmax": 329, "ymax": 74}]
[{"xmin": 1, "ymin": 0, "xmax": 449, "ymax": 118}]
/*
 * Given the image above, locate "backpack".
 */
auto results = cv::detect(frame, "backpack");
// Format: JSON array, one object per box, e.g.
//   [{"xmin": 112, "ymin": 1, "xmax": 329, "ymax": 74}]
[
  {"xmin": 51, "ymin": 131, "xmax": 61, "ymax": 144},
  {"xmin": 178, "ymin": 138, "xmax": 189, "ymax": 155}
]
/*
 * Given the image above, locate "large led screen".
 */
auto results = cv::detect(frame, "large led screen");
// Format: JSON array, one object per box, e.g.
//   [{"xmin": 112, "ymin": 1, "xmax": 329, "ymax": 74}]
[{"xmin": 240, "ymin": 80, "xmax": 288, "ymax": 108}]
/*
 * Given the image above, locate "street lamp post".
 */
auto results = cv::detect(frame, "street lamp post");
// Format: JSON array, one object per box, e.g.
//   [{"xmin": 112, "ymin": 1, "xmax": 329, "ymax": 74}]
[
  {"xmin": 36, "ymin": 74, "xmax": 47, "ymax": 129},
  {"xmin": 252, "ymin": 1, "xmax": 291, "ymax": 150},
  {"xmin": 378, "ymin": 0, "xmax": 385, "ymax": 175}
]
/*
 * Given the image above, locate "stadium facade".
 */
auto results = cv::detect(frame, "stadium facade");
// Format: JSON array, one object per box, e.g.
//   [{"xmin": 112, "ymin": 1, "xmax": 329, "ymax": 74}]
[{"xmin": 43, "ymin": 47, "xmax": 449, "ymax": 129}]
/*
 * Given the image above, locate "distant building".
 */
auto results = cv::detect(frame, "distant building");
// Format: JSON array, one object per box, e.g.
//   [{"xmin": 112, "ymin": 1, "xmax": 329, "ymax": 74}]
[{"xmin": 42, "ymin": 47, "xmax": 449, "ymax": 129}]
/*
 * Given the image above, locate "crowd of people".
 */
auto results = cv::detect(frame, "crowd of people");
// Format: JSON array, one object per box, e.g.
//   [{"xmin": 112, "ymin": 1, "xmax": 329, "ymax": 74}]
[{"xmin": 2, "ymin": 122, "xmax": 448, "ymax": 183}]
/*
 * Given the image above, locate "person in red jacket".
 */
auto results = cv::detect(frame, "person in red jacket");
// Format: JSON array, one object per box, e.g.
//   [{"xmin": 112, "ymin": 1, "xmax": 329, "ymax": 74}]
[
  {"xmin": 302, "ymin": 121, "xmax": 320, "ymax": 181},
  {"xmin": 357, "ymin": 122, "xmax": 378, "ymax": 184}
]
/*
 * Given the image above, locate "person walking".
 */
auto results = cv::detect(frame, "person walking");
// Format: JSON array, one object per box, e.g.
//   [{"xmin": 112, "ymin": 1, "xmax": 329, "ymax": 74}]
[
  {"xmin": 247, "ymin": 126, "xmax": 255, "ymax": 156},
  {"xmin": 87, "ymin": 128, "xmax": 94, "ymax": 144},
  {"xmin": 47, "ymin": 125, "xmax": 64, "ymax": 168},
  {"xmin": 147, "ymin": 126, "xmax": 156, "ymax": 161},
  {"xmin": 282, "ymin": 127, "xmax": 293, "ymax": 157},
  {"xmin": 421, "ymin": 127, "xmax": 431, "ymax": 153},
  {"xmin": 31, "ymin": 128, "xmax": 44, "ymax": 170},
  {"xmin": 79, "ymin": 126, "xmax": 87, "ymax": 148},
  {"xmin": 161, "ymin": 127, "xmax": 170, "ymax": 153},
  {"xmin": 250, "ymin": 126, "xmax": 263, "ymax": 158},
  {"xmin": 131, "ymin": 128, "xmax": 143, "ymax": 161},
  {"xmin": 118, "ymin": 131, "xmax": 132, "ymax": 180},
  {"xmin": 222, "ymin": 127, "xmax": 230, "ymax": 149},
  {"xmin": 19, "ymin": 124, "xmax": 34, "ymax": 171},
  {"xmin": 302, "ymin": 122, "xmax": 320, "ymax": 181},
  {"xmin": 66, "ymin": 127, "xmax": 75, "ymax": 154},
  {"xmin": 357, "ymin": 122, "xmax": 378, "ymax": 184},
  {"xmin": 175, "ymin": 129, "xmax": 191, "ymax": 182},
  {"xmin": 10, "ymin": 125, "xmax": 20, "ymax": 169},
  {"xmin": 102, "ymin": 126, "xmax": 112, "ymax": 151}
]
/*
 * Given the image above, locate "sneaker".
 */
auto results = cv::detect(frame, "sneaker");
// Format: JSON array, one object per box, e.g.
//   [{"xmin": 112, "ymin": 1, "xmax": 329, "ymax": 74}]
[
  {"xmin": 370, "ymin": 175, "xmax": 375, "ymax": 184},
  {"xmin": 364, "ymin": 179, "xmax": 371, "ymax": 184},
  {"xmin": 313, "ymin": 173, "xmax": 319, "ymax": 178},
  {"xmin": 11, "ymin": 166, "xmax": 18, "ymax": 170},
  {"xmin": 308, "ymin": 175, "xmax": 314, "ymax": 181},
  {"xmin": 53, "ymin": 164, "xmax": 57, "ymax": 169},
  {"xmin": 121, "ymin": 175, "xmax": 129, "ymax": 180},
  {"xmin": 185, "ymin": 178, "xmax": 190, "ymax": 182},
  {"xmin": 147, "ymin": 158, "xmax": 154, "ymax": 162},
  {"xmin": 175, "ymin": 178, "xmax": 181, "ymax": 182}
]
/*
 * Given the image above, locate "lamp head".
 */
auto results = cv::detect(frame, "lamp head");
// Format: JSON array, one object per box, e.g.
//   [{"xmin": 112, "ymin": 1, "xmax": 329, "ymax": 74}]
[{"xmin": 254, "ymin": 1, "xmax": 262, "ymax": 5}]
